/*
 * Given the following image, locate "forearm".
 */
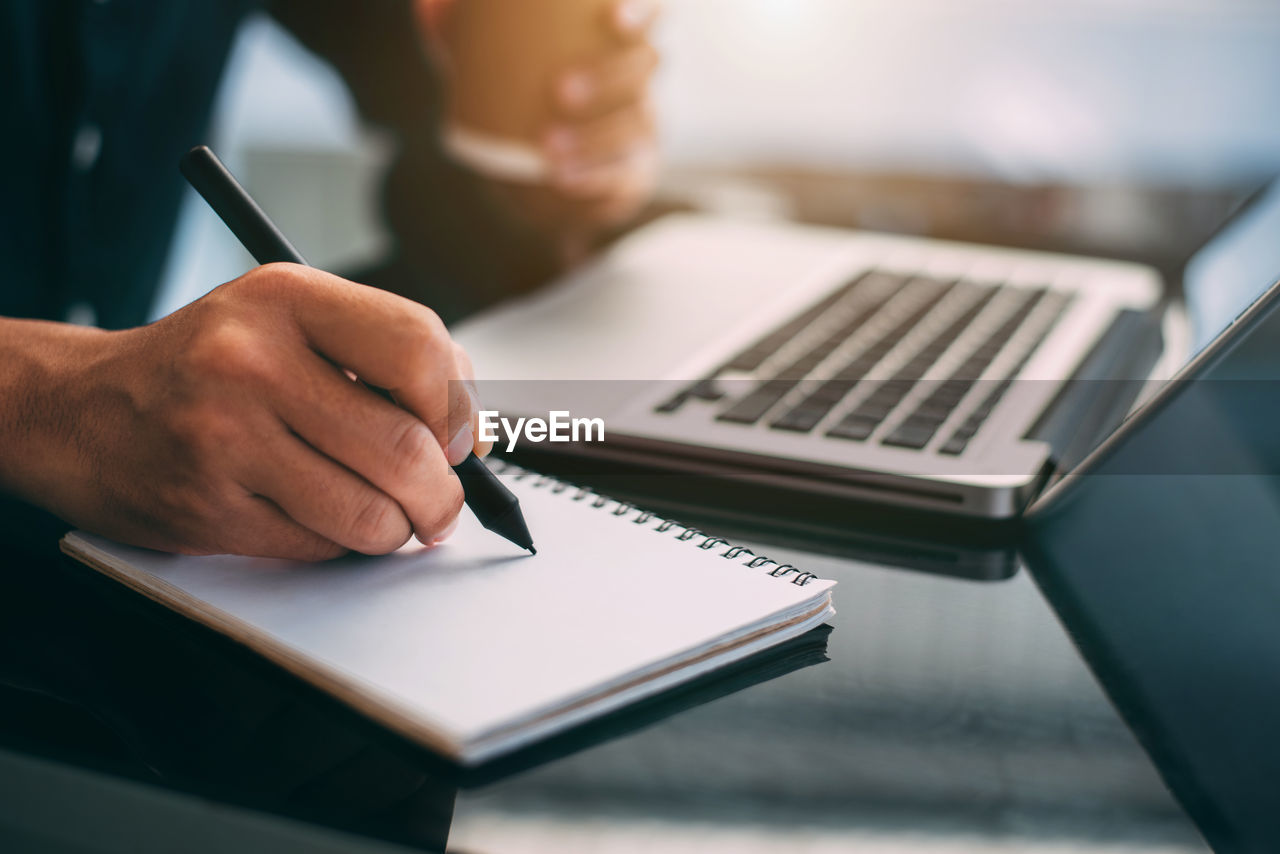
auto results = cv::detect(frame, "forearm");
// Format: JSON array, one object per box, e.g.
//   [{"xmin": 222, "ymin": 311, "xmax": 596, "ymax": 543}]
[{"xmin": 0, "ymin": 318, "xmax": 111, "ymax": 513}]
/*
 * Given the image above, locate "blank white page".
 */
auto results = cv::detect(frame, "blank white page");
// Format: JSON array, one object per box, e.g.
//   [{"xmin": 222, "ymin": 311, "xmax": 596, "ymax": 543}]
[{"xmin": 64, "ymin": 467, "xmax": 834, "ymax": 761}]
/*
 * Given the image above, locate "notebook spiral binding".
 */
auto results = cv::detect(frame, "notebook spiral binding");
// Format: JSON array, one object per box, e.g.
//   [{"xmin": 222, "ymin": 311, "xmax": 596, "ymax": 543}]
[{"xmin": 491, "ymin": 460, "xmax": 819, "ymax": 586}]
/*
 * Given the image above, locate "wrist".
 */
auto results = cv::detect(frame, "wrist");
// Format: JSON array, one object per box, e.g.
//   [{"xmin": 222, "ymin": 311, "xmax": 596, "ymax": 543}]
[{"xmin": 0, "ymin": 319, "xmax": 116, "ymax": 511}]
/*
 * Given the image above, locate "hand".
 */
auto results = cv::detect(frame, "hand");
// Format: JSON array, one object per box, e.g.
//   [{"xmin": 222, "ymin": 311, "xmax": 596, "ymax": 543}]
[
  {"xmin": 540, "ymin": 0, "xmax": 660, "ymax": 225},
  {"xmin": 419, "ymin": 0, "xmax": 660, "ymax": 258},
  {"xmin": 0, "ymin": 264, "xmax": 488, "ymax": 560}
]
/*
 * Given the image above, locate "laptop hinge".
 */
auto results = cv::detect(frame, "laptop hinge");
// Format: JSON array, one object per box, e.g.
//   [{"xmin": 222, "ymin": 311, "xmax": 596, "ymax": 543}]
[{"xmin": 1025, "ymin": 306, "xmax": 1165, "ymax": 485}]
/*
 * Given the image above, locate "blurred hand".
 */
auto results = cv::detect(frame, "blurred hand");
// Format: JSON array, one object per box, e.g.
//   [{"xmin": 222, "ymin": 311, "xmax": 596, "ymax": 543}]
[
  {"xmin": 0, "ymin": 264, "xmax": 488, "ymax": 560},
  {"xmin": 418, "ymin": 0, "xmax": 660, "ymax": 260}
]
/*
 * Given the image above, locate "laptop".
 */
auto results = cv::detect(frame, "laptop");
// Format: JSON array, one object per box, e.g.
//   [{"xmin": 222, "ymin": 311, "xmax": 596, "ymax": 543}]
[{"xmin": 454, "ymin": 181, "xmax": 1274, "ymax": 561}]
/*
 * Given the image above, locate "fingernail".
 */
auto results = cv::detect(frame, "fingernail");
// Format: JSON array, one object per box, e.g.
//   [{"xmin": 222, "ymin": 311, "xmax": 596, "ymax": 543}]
[
  {"xmin": 560, "ymin": 73, "xmax": 592, "ymax": 107},
  {"xmin": 467, "ymin": 384, "xmax": 495, "ymax": 457},
  {"xmin": 430, "ymin": 515, "xmax": 460, "ymax": 546},
  {"xmin": 446, "ymin": 420, "xmax": 474, "ymax": 466},
  {"xmin": 616, "ymin": 0, "xmax": 654, "ymax": 32}
]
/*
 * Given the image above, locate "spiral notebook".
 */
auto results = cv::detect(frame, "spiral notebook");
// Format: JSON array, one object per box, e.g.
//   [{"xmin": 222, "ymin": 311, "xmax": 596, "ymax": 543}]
[{"xmin": 60, "ymin": 462, "xmax": 835, "ymax": 765}]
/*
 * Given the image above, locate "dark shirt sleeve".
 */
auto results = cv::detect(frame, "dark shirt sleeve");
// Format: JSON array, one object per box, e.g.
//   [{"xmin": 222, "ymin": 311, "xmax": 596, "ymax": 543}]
[
  {"xmin": 266, "ymin": 0, "xmax": 561, "ymax": 325},
  {"xmin": 1, "ymin": 0, "xmax": 254, "ymax": 330}
]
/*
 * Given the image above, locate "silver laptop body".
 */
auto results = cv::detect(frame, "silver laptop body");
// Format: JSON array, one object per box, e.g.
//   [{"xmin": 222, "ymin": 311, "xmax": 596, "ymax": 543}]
[{"xmin": 455, "ymin": 214, "xmax": 1163, "ymax": 519}]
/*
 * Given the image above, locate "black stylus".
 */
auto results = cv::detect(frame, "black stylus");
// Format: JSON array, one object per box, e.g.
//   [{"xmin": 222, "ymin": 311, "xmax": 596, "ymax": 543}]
[{"xmin": 180, "ymin": 145, "xmax": 535, "ymax": 555}]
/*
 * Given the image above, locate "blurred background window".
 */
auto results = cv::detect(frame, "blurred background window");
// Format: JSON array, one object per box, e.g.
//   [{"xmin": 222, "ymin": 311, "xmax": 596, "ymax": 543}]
[
  {"xmin": 154, "ymin": 0, "xmax": 1280, "ymax": 319},
  {"xmin": 659, "ymin": 0, "xmax": 1280, "ymax": 182}
]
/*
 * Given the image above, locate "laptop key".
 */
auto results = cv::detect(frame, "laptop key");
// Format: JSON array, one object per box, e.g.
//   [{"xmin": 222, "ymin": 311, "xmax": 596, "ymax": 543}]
[
  {"xmin": 654, "ymin": 375, "xmax": 726, "ymax": 413},
  {"xmin": 772, "ymin": 403, "xmax": 832, "ymax": 433},
  {"xmin": 767, "ymin": 379, "xmax": 854, "ymax": 432},
  {"xmin": 882, "ymin": 417, "xmax": 939, "ymax": 450},
  {"xmin": 910, "ymin": 398, "xmax": 957, "ymax": 422},
  {"xmin": 826, "ymin": 413, "xmax": 880, "ymax": 441},
  {"xmin": 855, "ymin": 390, "xmax": 900, "ymax": 420},
  {"xmin": 717, "ymin": 378, "xmax": 797, "ymax": 424}
]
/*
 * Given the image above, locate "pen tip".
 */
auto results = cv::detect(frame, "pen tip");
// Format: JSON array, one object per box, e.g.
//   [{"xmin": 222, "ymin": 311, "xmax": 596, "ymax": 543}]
[{"xmin": 528, "ymin": 545, "xmax": 537, "ymax": 556}]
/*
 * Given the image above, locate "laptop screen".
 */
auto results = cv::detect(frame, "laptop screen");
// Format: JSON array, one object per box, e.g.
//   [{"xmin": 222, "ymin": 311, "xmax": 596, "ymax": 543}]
[
  {"xmin": 1022, "ymin": 183, "xmax": 1280, "ymax": 854},
  {"xmin": 1183, "ymin": 178, "xmax": 1280, "ymax": 355}
]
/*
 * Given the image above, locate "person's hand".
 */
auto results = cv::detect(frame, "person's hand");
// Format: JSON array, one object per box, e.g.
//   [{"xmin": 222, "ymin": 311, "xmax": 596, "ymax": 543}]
[
  {"xmin": 0, "ymin": 264, "xmax": 488, "ymax": 560},
  {"xmin": 419, "ymin": 0, "xmax": 660, "ymax": 260}
]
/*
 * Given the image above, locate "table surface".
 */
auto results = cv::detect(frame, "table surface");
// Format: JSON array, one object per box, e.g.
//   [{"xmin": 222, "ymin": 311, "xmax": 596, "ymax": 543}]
[
  {"xmin": 447, "ymin": 541, "xmax": 1209, "ymax": 854},
  {"xmin": 0, "ymin": 531, "xmax": 1208, "ymax": 854}
]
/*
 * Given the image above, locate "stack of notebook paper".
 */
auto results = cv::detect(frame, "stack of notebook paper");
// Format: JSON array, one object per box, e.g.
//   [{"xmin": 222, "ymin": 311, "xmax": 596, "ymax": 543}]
[{"xmin": 62, "ymin": 463, "xmax": 836, "ymax": 764}]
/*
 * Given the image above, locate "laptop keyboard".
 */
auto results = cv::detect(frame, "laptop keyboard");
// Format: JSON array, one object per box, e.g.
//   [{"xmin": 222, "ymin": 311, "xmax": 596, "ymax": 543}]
[
  {"xmin": 656, "ymin": 269, "xmax": 1071, "ymax": 456},
  {"xmin": 716, "ymin": 271, "xmax": 908, "ymax": 425}
]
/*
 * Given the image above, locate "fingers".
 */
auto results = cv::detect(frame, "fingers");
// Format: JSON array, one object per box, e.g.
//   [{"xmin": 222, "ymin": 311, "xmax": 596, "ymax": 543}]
[
  {"xmin": 272, "ymin": 265, "xmax": 478, "ymax": 461},
  {"xmin": 452, "ymin": 340, "xmax": 476, "ymax": 384},
  {"xmin": 221, "ymin": 496, "xmax": 349, "ymax": 562},
  {"xmin": 213, "ymin": 265, "xmax": 472, "ymax": 553},
  {"xmin": 546, "ymin": 100, "xmax": 653, "ymax": 169},
  {"xmin": 239, "ymin": 426, "xmax": 416, "ymax": 556},
  {"xmin": 555, "ymin": 42, "xmax": 659, "ymax": 120},
  {"xmin": 547, "ymin": 110, "xmax": 656, "ymax": 198},
  {"xmin": 451, "ymin": 342, "xmax": 494, "ymax": 457},
  {"xmin": 609, "ymin": 0, "xmax": 660, "ymax": 41},
  {"xmin": 273, "ymin": 350, "xmax": 467, "ymax": 542},
  {"xmin": 545, "ymin": 19, "xmax": 658, "ymax": 211}
]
